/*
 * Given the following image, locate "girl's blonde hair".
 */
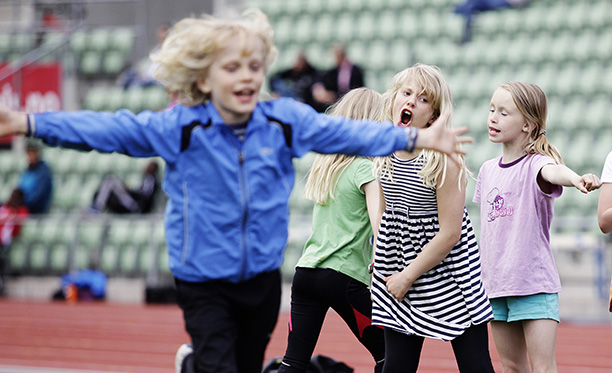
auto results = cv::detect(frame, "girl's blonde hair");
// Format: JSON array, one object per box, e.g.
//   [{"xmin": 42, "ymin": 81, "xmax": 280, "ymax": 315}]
[
  {"xmin": 304, "ymin": 88, "xmax": 383, "ymax": 205},
  {"xmin": 373, "ymin": 63, "xmax": 468, "ymax": 188},
  {"xmin": 500, "ymin": 81, "xmax": 564, "ymax": 165},
  {"xmin": 151, "ymin": 8, "xmax": 277, "ymax": 106}
]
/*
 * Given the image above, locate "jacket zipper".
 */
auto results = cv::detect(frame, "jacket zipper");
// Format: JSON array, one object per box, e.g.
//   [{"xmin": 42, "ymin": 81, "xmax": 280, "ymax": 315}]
[
  {"xmin": 237, "ymin": 150, "xmax": 250, "ymax": 280},
  {"xmin": 224, "ymin": 125, "xmax": 250, "ymax": 281}
]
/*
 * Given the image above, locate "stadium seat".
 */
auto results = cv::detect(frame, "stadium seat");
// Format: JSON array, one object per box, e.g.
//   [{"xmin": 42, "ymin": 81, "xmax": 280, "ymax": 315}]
[
  {"xmin": 102, "ymin": 50, "xmax": 127, "ymax": 76},
  {"xmin": 312, "ymin": 14, "xmax": 335, "ymax": 45},
  {"xmin": 79, "ymin": 50, "xmax": 102, "ymax": 76},
  {"xmin": 11, "ymin": 32, "xmax": 34, "ymax": 53},
  {"xmin": 69, "ymin": 29, "xmax": 89, "ymax": 57},
  {"xmin": 88, "ymin": 28, "xmax": 110, "ymax": 52},
  {"xmin": 109, "ymin": 27, "xmax": 135, "ymax": 54},
  {"xmin": 83, "ymin": 86, "xmax": 108, "ymax": 111},
  {"xmin": 0, "ymin": 33, "xmax": 11, "ymax": 55}
]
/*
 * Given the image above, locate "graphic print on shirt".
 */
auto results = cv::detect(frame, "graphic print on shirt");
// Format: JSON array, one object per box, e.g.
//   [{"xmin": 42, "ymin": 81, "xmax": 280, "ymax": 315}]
[{"xmin": 486, "ymin": 187, "xmax": 513, "ymax": 222}]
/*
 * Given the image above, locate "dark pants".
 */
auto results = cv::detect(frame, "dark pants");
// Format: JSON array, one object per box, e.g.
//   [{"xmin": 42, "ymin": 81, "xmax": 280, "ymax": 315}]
[
  {"xmin": 278, "ymin": 267, "xmax": 384, "ymax": 373},
  {"xmin": 175, "ymin": 270, "xmax": 281, "ymax": 373},
  {"xmin": 383, "ymin": 322, "xmax": 494, "ymax": 373}
]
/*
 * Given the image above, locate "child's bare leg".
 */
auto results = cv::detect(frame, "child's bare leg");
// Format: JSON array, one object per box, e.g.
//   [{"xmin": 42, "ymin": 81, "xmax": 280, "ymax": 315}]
[{"xmin": 491, "ymin": 320, "xmax": 530, "ymax": 373}]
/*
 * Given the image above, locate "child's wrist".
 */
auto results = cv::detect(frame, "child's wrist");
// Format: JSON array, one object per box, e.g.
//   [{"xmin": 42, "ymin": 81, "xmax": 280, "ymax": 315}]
[{"xmin": 404, "ymin": 127, "xmax": 418, "ymax": 152}]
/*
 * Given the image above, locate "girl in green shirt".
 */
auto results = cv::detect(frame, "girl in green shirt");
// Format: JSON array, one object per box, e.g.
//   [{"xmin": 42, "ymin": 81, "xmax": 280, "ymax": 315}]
[{"xmin": 277, "ymin": 87, "xmax": 386, "ymax": 372}]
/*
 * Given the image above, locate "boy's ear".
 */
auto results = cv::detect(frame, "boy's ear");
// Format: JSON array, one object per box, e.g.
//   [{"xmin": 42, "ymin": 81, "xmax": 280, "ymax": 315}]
[{"xmin": 197, "ymin": 78, "xmax": 211, "ymax": 95}]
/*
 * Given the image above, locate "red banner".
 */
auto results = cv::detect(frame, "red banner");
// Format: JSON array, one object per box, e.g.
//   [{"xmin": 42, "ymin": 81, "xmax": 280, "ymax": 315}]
[{"xmin": 0, "ymin": 63, "xmax": 62, "ymax": 145}]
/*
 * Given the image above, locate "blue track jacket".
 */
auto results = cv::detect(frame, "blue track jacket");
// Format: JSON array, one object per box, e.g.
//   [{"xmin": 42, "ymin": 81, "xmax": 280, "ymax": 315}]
[{"xmin": 33, "ymin": 98, "xmax": 413, "ymax": 283}]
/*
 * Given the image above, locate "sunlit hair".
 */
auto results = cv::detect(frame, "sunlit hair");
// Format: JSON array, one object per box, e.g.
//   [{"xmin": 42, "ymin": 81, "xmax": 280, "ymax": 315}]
[
  {"xmin": 151, "ymin": 8, "xmax": 277, "ymax": 106},
  {"xmin": 500, "ymin": 81, "xmax": 564, "ymax": 165},
  {"xmin": 373, "ymin": 63, "xmax": 469, "ymax": 188},
  {"xmin": 304, "ymin": 88, "xmax": 383, "ymax": 205}
]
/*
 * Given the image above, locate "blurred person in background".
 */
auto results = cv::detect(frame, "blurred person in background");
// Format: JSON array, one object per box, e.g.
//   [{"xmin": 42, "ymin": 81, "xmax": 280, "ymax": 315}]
[
  {"xmin": 311, "ymin": 43, "xmax": 365, "ymax": 113},
  {"xmin": 454, "ymin": 0, "xmax": 531, "ymax": 43},
  {"xmin": 19, "ymin": 143, "xmax": 53, "ymax": 214},
  {"xmin": 91, "ymin": 160, "xmax": 160, "ymax": 214},
  {"xmin": 269, "ymin": 50, "xmax": 320, "ymax": 109},
  {"xmin": 0, "ymin": 188, "xmax": 29, "ymax": 295}
]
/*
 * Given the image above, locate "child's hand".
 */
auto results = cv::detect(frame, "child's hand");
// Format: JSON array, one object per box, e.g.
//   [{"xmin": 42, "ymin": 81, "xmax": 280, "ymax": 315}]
[
  {"xmin": 384, "ymin": 272, "xmax": 413, "ymax": 302},
  {"xmin": 416, "ymin": 110, "xmax": 473, "ymax": 164},
  {"xmin": 0, "ymin": 106, "xmax": 27, "ymax": 138},
  {"xmin": 575, "ymin": 173, "xmax": 602, "ymax": 194}
]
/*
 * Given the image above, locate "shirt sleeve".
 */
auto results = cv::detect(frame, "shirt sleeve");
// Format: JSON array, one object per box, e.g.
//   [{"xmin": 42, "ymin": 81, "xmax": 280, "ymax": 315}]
[{"xmin": 601, "ymin": 151, "xmax": 612, "ymax": 183}]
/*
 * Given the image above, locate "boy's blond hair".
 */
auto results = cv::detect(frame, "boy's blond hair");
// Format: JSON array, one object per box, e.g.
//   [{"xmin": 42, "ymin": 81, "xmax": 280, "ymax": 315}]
[
  {"xmin": 151, "ymin": 9, "xmax": 277, "ymax": 106},
  {"xmin": 500, "ymin": 81, "xmax": 564, "ymax": 165},
  {"xmin": 304, "ymin": 88, "xmax": 383, "ymax": 205},
  {"xmin": 373, "ymin": 63, "xmax": 469, "ymax": 188}
]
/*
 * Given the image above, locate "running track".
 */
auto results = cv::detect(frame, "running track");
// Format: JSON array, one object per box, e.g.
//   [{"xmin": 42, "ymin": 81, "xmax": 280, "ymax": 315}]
[{"xmin": 1, "ymin": 299, "xmax": 611, "ymax": 372}]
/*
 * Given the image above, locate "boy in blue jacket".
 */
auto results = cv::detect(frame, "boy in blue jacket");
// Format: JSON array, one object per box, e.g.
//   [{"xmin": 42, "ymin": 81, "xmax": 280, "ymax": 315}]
[{"xmin": 0, "ymin": 9, "xmax": 472, "ymax": 373}]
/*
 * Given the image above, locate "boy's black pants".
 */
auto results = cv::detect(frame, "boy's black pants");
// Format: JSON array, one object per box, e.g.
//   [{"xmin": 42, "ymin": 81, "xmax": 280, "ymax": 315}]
[{"xmin": 175, "ymin": 269, "xmax": 281, "ymax": 373}]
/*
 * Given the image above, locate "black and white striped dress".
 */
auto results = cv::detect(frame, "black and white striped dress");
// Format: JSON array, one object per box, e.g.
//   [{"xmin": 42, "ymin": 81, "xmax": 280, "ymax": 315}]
[{"xmin": 371, "ymin": 154, "xmax": 493, "ymax": 341}]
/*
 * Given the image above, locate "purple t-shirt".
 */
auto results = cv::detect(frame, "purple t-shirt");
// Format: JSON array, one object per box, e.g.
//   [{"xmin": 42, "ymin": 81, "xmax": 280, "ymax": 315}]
[{"xmin": 473, "ymin": 153, "xmax": 563, "ymax": 298}]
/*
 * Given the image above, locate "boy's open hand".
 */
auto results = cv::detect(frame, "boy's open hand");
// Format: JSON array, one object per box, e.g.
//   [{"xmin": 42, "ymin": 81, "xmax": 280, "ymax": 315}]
[
  {"xmin": 415, "ymin": 111, "xmax": 473, "ymax": 164},
  {"xmin": 0, "ymin": 106, "xmax": 28, "ymax": 138}
]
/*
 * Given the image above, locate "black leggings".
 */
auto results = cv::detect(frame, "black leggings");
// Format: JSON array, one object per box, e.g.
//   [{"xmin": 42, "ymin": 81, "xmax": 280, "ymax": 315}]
[
  {"xmin": 278, "ymin": 267, "xmax": 384, "ymax": 373},
  {"xmin": 383, "ymin": 322, "xmax": 495, "ymax": 373}
]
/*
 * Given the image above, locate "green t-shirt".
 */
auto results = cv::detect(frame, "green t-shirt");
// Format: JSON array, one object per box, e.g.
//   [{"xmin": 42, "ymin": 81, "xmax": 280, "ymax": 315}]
[{"xmin": 296, "ymin": 157, "xmax": 376, "ymax": 285}]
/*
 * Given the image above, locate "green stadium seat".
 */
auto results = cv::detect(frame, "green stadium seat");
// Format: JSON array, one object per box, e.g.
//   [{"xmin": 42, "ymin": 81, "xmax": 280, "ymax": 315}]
[
  {"xmin": 143, "ymin": 86, "xmax": 169, "ymax": 111},
  {"xmin": 106, "ymin": 86, "xmax": 126, "ymax": 111},
  {"xmin": 70, "ymin": 29, "xmax": 89, "ymax": 56},
  {"xmin": 48, "ymin": 242, "xmax": 71, "ymax": 274},
  {"xmin": 110, "ymin": 27, "xmax": 135, "ymax": 54},
  {"xmin": 27, "ymin": 242, "xmax": 49, "ymax": 273},
  {"xmin": 293, "ymin": 16, "xmax": 313, "ymax": 45},
  {"xmin": 83, "ymin": 86, "xmax": 108, "ymax": 111},
  {"xmin": 125, "ymin": 87, "xmax": 146, "ymax": 113},
  {"xmin": 312, "ymin": 14, "xmax": 335, "ymax": 45},
  {"xmin": 0, "ymin": 33, "xmax": 10, "ymax": 54},
  {"xmin": 102, "ymin": 50, "xmax": 127, "ymax": 75},
  {"xmin": 378, "ymin": 11, "xmax": 399, "ymax": 41},
  {"xmin": 79, "ymin": 50, "xmax": 102, "ymax": 75},
  {"xmin": 89, "ymin": 28, "xmax": 110, "ymax": 52},
  {"xmin": 11, "ymin": 32, "xmax": 34, "ymax": 53},
  {"xmin": 355, "ymin": 13, "xmax": 377, "ymax": 42},
  {"xmin": 272, "ymin": 16, "xmax": 292, "ymax": 45},
  {"xmin": 335, "ymin": 14, "xmax": 356, "ymax": 43}
]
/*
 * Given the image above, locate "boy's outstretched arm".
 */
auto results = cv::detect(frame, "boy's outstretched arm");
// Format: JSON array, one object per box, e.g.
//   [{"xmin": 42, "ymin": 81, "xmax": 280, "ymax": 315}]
[
  {"xmin": 0, "ymin": 108, "xmax": 28, "ymax": 137},
  {"xmin": 413, "ymin": 111, "xmax": 472, "ymax": 163},
  {"xmin": 540, "ymin": 164, "xmax": 602, "ymax": 193}
]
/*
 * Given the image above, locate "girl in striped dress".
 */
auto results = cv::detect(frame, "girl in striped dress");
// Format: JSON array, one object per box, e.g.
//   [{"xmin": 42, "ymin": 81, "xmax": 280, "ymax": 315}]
[{"xmin": 370, "ymin": 64, "xmax": 495, "ymax": 373}]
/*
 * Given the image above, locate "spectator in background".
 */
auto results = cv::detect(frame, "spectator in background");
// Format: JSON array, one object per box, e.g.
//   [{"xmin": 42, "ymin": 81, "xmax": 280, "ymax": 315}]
[
  {"xmin": 0, "ymin": 188, "xmax": 29, "ymax": 295},
  {"xmin": 35, "ymin": 7, "xmax": 62, "ymax": 47},
  {"xmin": 118, "ymin": 23, "xmax": 170, "ymax": 89},
  {"xmin": 454, "ymin": 0, "xmax": 531, "ymax": 43},
  {"xmin": 0, "ymin": 188, "xmax": 29, "ymax": 248},
  {"xmin": 91, "ymin": 160, "xmax": 160, "ymax": 214},
  {"xmin": 311, "ymin": 43, "xmax": 365, "ymax": 112},
  {"xmin": 269, "ymin": 50, "xmax": 320, "ymax": 109},
  {"xmin": 19, "ymin": 143, "xmax": 53, "ymax": 214}
]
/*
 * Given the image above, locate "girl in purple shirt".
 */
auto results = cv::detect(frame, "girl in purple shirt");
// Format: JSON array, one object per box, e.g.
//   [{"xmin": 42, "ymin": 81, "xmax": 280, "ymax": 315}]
[{"xmin": 474, "ymin": 82, "xmax": 600, "ymax": 373}]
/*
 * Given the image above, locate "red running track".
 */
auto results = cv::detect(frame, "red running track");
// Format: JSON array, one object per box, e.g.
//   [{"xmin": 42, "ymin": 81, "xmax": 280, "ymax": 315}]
[{"xmin": 1, "ymin": 299, "xmax": 611, "ymax": 372}]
